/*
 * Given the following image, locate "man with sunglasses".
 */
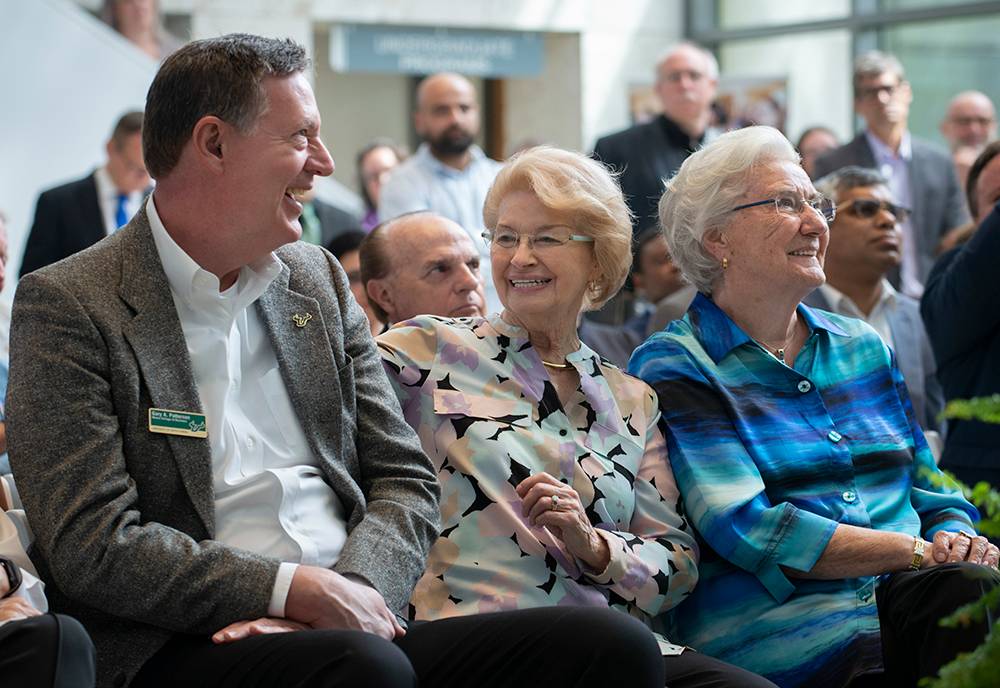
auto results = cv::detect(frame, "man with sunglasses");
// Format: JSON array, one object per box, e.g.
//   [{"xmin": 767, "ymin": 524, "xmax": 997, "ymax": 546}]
[
  {"xmin": 814, "ymin": 51, "xmax": 968, "ymax": 299},
  {"xmin": 807, "ymin": 167, "xmax": 944, "ymax": 439},
  {"xmin": 20, "ymin": 111, "xmax": 151, "ymax": 276}
]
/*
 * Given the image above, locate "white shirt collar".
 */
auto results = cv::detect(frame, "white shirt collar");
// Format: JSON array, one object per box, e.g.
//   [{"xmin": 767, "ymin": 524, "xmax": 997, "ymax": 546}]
[
  {"xmin": 818, "ymin": 278, "xmax": 897, "ymax": 316},
  {"xmin": 865, "ymin": 129, "xmax": 912, "ymax": 161},
  {"xmin": 145, "ymin": 195, "xmax": 282, "ymax": 315}
]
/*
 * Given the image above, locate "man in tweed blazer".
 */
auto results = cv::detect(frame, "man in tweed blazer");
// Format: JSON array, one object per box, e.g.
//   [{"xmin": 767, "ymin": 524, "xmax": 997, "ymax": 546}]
[{"xmin": 6, "ymin": 34, "xmax": 661, "ymax": 688}]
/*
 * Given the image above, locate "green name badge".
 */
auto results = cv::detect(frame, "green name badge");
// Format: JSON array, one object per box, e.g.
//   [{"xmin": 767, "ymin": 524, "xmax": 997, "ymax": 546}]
[{"xmin": 148, "ymin": 408, "xmax": 208, "ymax": 438}]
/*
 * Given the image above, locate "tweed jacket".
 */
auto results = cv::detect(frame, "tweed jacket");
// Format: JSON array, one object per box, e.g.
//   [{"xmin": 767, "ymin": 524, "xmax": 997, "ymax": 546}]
[
  {"xmin": 813, "ymin": 133, "xmax": 969, "ymax": 286},
  {"xmin": 6, "ymin": 208, "xmax": 440, "ymax": 687}
]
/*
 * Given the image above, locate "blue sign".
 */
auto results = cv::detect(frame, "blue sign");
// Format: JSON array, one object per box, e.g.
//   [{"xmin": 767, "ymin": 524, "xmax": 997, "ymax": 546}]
[{"xmin": 330, "ymin": 24, "xmax": 544, "ymax": 78}]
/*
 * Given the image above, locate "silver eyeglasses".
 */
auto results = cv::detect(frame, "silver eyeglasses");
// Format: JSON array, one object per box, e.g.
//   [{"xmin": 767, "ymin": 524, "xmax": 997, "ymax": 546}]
[
  {"xmin": 731, "ymin": 194, "xmax": 836, "ymax": 223},
  {"xmin": 482, "ymin": 227, "xmax": 594, "ymax": 251}
]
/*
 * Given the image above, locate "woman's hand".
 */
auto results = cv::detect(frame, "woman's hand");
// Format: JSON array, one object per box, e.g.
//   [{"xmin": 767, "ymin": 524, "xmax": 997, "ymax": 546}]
[
  {"xmin": 930, "ymin": 530, "xmax": 1000, "ymax": 570},
  {"xmin": 516, "ymin": 472, "xmax": 610, "ymax": 572}
]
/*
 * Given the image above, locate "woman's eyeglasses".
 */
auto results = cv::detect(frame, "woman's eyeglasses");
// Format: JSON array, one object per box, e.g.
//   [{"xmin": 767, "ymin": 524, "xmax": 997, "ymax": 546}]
[
  {"xmin": 837, "ymin": 198, "xmax": 910, "ymax": 222},
  {"xmin": 482, "ymin": 227, "xmax": 594, "ymax": 251},
  {"xmin": 731, "ymin": 194, "xmax": 836, "ymax": 222}
]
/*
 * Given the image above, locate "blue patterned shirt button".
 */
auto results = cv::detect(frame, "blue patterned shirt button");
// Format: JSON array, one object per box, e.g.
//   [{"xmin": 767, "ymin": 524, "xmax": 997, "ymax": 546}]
[
  {"xmin": 797, "ymin": 380, "xmax": 812, "ymax": 393},
  {"xmin": 842, "ymin": 490, "xmax": 857, "ymax": 503},
  {"xmin": 827, "ymin": 430, "xmax": 843, "ymax": 443}
]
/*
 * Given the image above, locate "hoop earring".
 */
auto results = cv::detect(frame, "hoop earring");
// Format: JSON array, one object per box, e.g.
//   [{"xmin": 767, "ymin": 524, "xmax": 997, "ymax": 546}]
[{"xmin": 722, "ymin": 257, "xmax": 729, "ymax": 270}]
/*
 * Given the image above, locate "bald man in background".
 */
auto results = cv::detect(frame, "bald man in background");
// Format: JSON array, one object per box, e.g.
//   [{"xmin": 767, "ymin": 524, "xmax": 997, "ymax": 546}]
[
  {"xmin": 360, "ymin": 212, "xmax": 486, "ymax": 327},
  {"xmin": 940, "ymin": 91, "xmax": 997, "ymax": 189},
  {"xmin": 378, "ymin": 73, "xmax": 501, "ymax": 310}
]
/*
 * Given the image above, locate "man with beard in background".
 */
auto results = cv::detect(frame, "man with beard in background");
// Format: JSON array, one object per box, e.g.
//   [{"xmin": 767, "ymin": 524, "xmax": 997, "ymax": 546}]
[{"xmin": 378, "ymin": 73, "xmax": 502, "ymax": 310}]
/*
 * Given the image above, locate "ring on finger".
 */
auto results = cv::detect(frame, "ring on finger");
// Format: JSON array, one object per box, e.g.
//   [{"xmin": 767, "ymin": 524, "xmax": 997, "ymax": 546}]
[
  {"xmin": 958, "ymin": 529, "xmax": 977, "ymax": 541},
  {"xmin": 551, "ymin": 494, "xmax": 560, "ymax": 511}
]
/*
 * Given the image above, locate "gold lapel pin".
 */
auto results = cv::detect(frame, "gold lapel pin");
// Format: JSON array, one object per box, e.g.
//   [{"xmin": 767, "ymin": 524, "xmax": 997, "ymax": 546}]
[{"xmin": 292, "ymin": 312, "xmax": 313, "ymax": 328}]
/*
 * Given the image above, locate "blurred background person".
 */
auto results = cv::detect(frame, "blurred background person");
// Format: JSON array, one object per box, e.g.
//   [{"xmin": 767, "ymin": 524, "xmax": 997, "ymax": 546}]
[
  {"xmin": 795, "ymin": 126, "xmax": 839, "ymax": 180},
  {"xmin": 939, "ymin": 90, "xmax": 997, "ymax": 190},
  {"xmin": 379, "ymin": 72, "xmax": 502, "ymax": 310},
  {"xmin": 814, "ymin": 51, "xmax": 968, "ymax": 298},
  {"xmin": 20, "ymin": 111, "xmax": 149, "ymax": 276},
  {"xmin": 633, "ymin": 125, "xmax": 994, "ymax": 688},
  {"xmin": 100, "ymin": 0, "xmax": 183, "ymax": 61},
  {"xmin": 593, "ymin": 42, "xmax": 719, "ymax": 235},
  {"xmin": 377, "ymin": 146, "xmax": 775, "ymax": 688},
  {"xmin": 356, "ymin": 139, "xmax": 406, "ymax": 232},
  {"xmin": 326, "ymin": 230, "xmax": 383, "ymax": 337},
  {"xmin": 581, "ymin": 228, "xmax": 695, "ymax": 369}
]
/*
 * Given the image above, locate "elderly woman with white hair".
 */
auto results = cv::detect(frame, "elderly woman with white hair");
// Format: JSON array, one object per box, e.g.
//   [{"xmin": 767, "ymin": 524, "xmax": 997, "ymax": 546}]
[
  {"xmin": 377, "ymin": 146, "xmax": 774, "ymax": 687},
  {"xmin": 630, "ymin": 125, "xmax": 998, "ymax": 688}
]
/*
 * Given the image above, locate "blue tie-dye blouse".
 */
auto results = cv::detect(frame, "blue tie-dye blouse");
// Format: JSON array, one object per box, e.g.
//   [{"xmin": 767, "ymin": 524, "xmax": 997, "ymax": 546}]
[{"xmin": 629, "ymin": 293, "xmax": 978, "ymax": 688}]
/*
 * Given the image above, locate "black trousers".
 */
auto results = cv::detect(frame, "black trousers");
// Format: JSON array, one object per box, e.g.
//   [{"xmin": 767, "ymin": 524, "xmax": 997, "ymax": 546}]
[
  {"xmin": 0, "ymin": 613, "xmax": 96, "ymax": 688},
  {"xmin": 132, "ymin": 606, "xmax": 769, "ymax": 688},
  {"xmin": 850, "ymin": 562, "xmax": 1000, "ymax": 688}
]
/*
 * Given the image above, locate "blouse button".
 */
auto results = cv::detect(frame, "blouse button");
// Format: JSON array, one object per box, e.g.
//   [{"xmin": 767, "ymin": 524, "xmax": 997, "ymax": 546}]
[
  {"xmin": 842, "ymin": 490, "xmax": 857, "ymax": 503},
  {"xmin": 828, "ymin": 430, "xmax": 843, "ymax": 443},
  {"xmin": 559, "ymin": 429, "xmax": 567, "ymax": 437},
  {"xmin": 797, "ymin": 380, "xmax": 812, "ymax": 393}
]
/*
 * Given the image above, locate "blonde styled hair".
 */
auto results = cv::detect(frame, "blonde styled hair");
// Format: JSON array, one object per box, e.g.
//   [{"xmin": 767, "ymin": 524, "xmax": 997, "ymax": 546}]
[{"xmin": 482, "ymin": 146, "xmax": 632, "ymax": 311}]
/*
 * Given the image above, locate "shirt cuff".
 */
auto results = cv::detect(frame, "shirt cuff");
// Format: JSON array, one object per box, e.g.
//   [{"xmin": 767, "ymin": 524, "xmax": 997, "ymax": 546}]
[
  {"xmin": 268, "ymin": 562, "xmax": 298, "ymax": 618},
  {"xmin": 582, "ymin": 528, "xmax": 630, "ymax": 585},
  {"xmin": 757, "ymin": 507, "xmax": 838, "ymax": 603}
]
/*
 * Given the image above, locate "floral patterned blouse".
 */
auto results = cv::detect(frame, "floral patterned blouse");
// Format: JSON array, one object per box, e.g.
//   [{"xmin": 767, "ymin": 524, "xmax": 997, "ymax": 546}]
[{"xmin": 377, "ymin": 314, "xmax": 699, "ymax": 652}]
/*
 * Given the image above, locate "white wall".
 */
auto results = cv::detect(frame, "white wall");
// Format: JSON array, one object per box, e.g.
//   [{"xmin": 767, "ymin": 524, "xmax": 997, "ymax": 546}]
[{"xmin": 0, "ymin": 0, "xmax": 157, "ymax": 293}]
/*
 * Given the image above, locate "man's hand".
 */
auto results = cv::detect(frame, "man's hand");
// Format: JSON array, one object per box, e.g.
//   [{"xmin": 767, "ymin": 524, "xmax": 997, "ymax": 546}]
[
  {"xmin": 284, "ymin": 566, "xmax": 405, "ymax": 640},
  {"xmin": 0, "ymin": 596, "xmax": 41, "ymax": 623},
  {"xmin": 212, "ymin": 617, "xmax": 309, "ymax": 644},
  {"xmin": 930, "ymin": 531, "xmax": 1000, "ymax": 569}
]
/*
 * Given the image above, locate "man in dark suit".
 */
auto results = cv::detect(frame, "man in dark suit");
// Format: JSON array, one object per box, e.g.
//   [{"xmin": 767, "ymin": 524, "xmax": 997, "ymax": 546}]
[
  {"xmin": 20, "ymin": 111, "xmax": 149, "ymax": 276},
  {"xmin": 808, "ymin": 166, "xmax": 943, "ymax": 437},
  {"xmin": 593, "ymin": 42, "xmax": 719, "ymax": 234},
  {"xmin": 921, "ymin": 143, "xmax": 1000, "ymax": 489},
  {"xmin": 7, "ymin": 33, "xmax": 661, "ymax": 688},
  {"xmin": 813, "ymin": 51, "xmax": 968, "ymax": 297}
]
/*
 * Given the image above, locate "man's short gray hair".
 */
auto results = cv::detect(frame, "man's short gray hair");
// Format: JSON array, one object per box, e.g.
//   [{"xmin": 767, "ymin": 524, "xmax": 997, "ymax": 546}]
[
  {"xmin": 853, "ymin": 51, "xmax": 905, "ymax": 93},
  {"xmin": 814, "ymin": 166, "xmax": 889, "ymax": 204},
  {"xmin": 658, "ymin": 125, "xmax": 798, "ymax": 295},
  {"xmin": 655, "ymin": 41, "xmax": 719, "ymax": 81}
]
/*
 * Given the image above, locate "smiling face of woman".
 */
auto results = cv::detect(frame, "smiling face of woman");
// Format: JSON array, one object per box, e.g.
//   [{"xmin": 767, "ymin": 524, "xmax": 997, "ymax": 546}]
[
  {"xmin": 711, "ymin": 160, "xmax": 830, "ymax": 301},
  {"xmin": 491, "ymin": 190, "xmax": 598, "ymax": 333}
]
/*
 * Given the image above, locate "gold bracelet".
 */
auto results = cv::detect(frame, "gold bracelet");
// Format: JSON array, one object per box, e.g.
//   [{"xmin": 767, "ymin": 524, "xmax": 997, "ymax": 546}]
[{"xmin": 909, "ymin": 537, "xmax": 925, "ymax": 571}]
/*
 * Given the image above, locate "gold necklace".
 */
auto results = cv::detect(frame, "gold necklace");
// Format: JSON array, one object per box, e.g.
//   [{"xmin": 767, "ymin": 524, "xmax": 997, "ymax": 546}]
[{"xmin": 541, "ymin": 359, "xmax": 571, "ymax": 369}]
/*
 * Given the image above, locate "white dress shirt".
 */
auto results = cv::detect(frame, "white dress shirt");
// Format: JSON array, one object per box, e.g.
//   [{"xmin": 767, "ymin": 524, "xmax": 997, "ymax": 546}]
[
  {"xmin": 94, "ymin": 166, "xmax": 145, "ymax": 235},
  {"xmin": 147, "ymin": 197, "xmax": 348, "ymax": 616},
  {"xmin": 865, "ymin": 131, "xmax": 921, "ymax": 297},
  {"xmin": 817, "ymin": 279, "xmax": 897, "ymax": 349}
]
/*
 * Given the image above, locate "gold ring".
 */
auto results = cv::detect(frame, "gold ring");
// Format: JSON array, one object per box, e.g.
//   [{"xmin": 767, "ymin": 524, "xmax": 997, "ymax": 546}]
[
  {"xmin": 551, "ymin": 495, "xmax": 560, "ymax": 511},
  {"xmin": 958, "ymin": 530, "xmax": 977, "ymax": 540}
]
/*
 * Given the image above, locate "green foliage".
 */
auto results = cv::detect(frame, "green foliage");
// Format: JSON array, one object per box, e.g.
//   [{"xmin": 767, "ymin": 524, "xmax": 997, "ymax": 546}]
[
  {"xmin": 942, "ymin": 394, "xmax": 1000, "ymax": 425},
  {"xmin": 921, "ymin": 396, "xmax": 1000, "ymax": 688}
]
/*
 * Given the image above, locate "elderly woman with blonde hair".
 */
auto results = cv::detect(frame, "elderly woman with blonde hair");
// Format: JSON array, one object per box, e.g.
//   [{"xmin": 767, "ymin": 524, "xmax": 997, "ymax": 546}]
[
  {"xmin": 630, "ymin": 125, "xmax": 997, "ymax": 688},
  {"xmin": 377, "ymin": 146, "xmax": 773, "ymax": 687}
]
